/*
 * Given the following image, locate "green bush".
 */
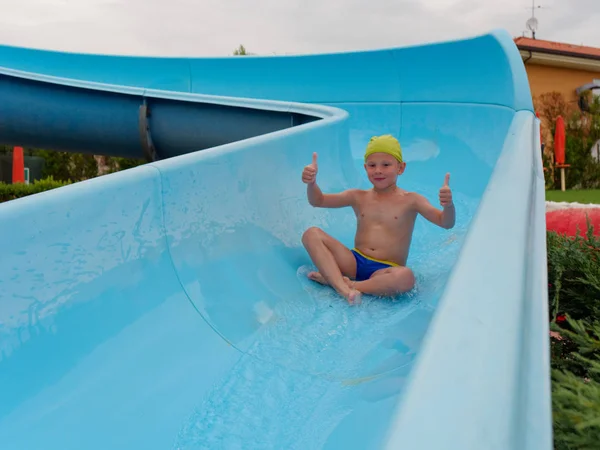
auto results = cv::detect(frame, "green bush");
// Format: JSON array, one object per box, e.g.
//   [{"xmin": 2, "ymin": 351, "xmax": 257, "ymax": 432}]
[
  {"xmin": 551, "ymin": 317, "xmax": 600, "ymax": 450},
  {"xmin": 548, "ymin": 222, "xmax": 600, "ymax": 449},
  {"xmin": 547, "ymin": 219, "xmax": 600, "ymax": 322},
  {"xmin": 0, "ymin": 176, "xmax": 72, "ymax": 203}
]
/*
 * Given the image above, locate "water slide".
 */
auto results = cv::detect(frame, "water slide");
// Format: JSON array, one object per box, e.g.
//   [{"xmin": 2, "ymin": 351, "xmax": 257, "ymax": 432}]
[{"xmin": 0, "ymin": 29, "xmax": 551, "ymax": 449}]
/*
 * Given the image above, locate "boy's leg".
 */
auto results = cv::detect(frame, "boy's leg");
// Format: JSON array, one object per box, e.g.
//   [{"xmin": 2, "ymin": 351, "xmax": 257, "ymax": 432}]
[
  {"xmin": 301, "ymin": 227, "xmax": 360, "ymax": 302},
  {"xmin": 348, "ymin": 266, "xmax": 415, "ymax": 297}
]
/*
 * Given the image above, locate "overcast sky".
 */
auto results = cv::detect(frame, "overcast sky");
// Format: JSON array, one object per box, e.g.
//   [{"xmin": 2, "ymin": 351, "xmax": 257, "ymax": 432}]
[{"xmin": 0, "ymin": 0, "xmax": 598, "ymax": 56}]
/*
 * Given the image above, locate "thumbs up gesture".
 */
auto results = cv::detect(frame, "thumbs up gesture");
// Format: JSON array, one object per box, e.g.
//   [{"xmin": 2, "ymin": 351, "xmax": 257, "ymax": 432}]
[
  {"xmin": 439, "ymin": 173, "xmax": 453, "ymax": 207},
  {"xmin": 302, "ymin": 152, "xmax": 318, "ymax": 184}
]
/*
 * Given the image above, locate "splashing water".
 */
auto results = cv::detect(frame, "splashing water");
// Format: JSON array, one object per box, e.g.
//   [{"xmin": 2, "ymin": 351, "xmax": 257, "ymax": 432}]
[{"xmin": 173, "ymin": 186, "xmax": 479, "ymax": 450}]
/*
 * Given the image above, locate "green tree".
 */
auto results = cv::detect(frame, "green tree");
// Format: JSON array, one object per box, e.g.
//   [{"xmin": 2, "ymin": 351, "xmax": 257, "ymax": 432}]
[
  {"xmin": 565, "ymin": 95, "xmax": 600, "ymax": 189},
  {"xmin": 233, "ymin": 44, "xmax": 249, "ymax": 55},
  {"xmin": 536, "ymin": 92, "xmax": 600, "ymax": 190},
  {"xmin": 0, "ymin": 144, "xmax": 147, "ymax": 181},
  {"xmin": 32, "ymin": 149, "xmax": 97, "ymax": 182},
  {"xmin": 102, "ymin": 155, "xmax": 145, "ymax": 173}
]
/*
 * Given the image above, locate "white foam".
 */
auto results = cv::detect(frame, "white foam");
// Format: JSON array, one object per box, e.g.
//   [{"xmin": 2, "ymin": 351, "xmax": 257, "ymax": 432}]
[
  {"xmin": 546, "ymin": 201, "xmax": 600, "ymax": 212},
  {"xmin": 254, "ymin": 301, "xmax": 274, "ymax": 324}
]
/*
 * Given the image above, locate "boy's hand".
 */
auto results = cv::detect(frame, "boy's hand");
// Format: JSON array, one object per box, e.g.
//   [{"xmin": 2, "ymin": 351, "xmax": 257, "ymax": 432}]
[
  {"xmin": 439, "ymin": 173, "xmax": 453, "ymax": 207},
  {"xmin": 302, "ymin": 152, "xmax": 318, "ymax": 184}
]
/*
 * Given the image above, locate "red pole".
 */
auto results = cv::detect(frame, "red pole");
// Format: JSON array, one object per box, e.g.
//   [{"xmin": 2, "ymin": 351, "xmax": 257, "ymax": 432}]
[
  {"xmin": 554, "ymin": 116, "xmax": 566, "ymax": 165},
  {"xmin": 12, "ymin": 146, "xmax": 25, "ymax": 184},
  {"xmin": 554, "ymin": 116, "xmax": 569, "ymax": 191}
]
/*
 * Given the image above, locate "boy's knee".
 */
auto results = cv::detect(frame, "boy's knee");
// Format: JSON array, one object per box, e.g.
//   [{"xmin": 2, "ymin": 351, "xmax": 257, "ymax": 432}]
[
  {"xmin": 393, "ymin": 267, "xmax": 415, "ymax": 291},
  {"xmin": 302, "ymin": 226, "xmax": 323, "ymax": 244}
]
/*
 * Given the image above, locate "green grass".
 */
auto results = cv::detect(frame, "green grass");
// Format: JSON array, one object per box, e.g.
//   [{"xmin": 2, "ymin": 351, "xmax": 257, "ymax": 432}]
[{"xmin": 546, "ymin": 189, "xmax": 600, "ymax": 204}]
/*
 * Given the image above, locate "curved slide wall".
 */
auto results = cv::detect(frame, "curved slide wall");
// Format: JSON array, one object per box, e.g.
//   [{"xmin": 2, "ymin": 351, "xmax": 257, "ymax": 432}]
[{"xmin": 0, "ymin": 29, "xmax": 551, "ymax": 449}]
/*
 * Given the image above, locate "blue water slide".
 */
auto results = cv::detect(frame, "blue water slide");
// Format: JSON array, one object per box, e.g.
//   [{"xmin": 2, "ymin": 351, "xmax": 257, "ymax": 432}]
[{"xmin": 0, "ymin": 29, "xmax": 551, "ymax": 449}]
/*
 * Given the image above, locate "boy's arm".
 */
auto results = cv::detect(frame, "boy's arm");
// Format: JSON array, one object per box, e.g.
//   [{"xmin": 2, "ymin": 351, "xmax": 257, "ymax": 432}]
[
  {"xmin": 307, "ymin": 183, "xmax": 357, "ymax": 208},
  {"xmin": 413, "ymin": 173, "xmax": 455, "ymax": 229},
  {"xmin": 415, "ymin": 196, "xmax": 455, "ymax": 229},
  {"xmin": 302, "ymin": 151, "xmax": 357, "ymax": 208}
]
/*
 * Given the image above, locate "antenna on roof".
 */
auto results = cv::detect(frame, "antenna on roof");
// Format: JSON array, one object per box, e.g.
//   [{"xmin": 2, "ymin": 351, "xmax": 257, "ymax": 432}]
[
  {"xmin": 525, "ymin": 0, "xmax": 543, "ymax": 39},
  {"xmin": 526, "ymin": 16, "xmax": 538, "ymax": 39}
]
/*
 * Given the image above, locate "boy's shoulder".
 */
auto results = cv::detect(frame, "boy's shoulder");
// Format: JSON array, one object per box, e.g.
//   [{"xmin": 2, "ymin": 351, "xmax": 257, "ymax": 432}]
[
  {"xmin": 339, "ymin": 188, "xmax": 368, "ymax": 197},
  {"xmin": 401, "ymin": 190, "xmax": 431, "ymax": 206}
]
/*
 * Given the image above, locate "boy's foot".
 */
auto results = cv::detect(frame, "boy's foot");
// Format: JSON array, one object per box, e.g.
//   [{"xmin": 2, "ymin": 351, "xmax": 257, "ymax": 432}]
[
  {"xmin": 307, "ymin": 271, "xmax": 329, "ymax": 285},
  {"xmin": 346, "ymin": 288, "xmax": 362, "ymax": 305},
  {"xmin": 342, "ymin": 277, "xmax": 361, "ymax": 304},
  {"xmin": 307, "ymin": 272, "xmax": 361, "ymax": 304}
]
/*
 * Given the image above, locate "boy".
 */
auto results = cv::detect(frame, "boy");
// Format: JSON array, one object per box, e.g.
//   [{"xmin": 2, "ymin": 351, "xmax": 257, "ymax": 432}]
[{"xmin": 301, "ymin": 134, "xmax": 455, "ymax": 304}]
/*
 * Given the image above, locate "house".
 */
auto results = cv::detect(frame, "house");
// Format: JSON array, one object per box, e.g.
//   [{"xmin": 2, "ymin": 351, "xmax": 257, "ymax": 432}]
[
  {"xmin": 515, "ymin": 37, "xmax": 600, "ymax": 169},
  {"xmin": 514, "ymin": 36, "xmax": 600, "ymax": 108}
]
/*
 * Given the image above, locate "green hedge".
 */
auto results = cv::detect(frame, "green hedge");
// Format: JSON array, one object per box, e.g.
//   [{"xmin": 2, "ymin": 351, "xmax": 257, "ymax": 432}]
[
  {"xmin": 549, "ymin": 221, "xmax": 600, "ymax": 449},
  {"xmin": 0, "ymin": 177, "xmax": 72, "ymax": 203}
]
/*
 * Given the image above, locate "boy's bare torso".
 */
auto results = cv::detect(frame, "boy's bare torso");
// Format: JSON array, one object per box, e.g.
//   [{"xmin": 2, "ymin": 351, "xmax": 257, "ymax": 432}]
[{"xmin": 351, "ymin": 188, "xmax": 417, "ymax": 266}]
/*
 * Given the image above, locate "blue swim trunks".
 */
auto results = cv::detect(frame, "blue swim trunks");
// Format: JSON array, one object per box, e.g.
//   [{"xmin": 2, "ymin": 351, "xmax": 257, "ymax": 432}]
[{"xmin": 351, "ymin": 248, "xmax": 398, "ymax": 281}]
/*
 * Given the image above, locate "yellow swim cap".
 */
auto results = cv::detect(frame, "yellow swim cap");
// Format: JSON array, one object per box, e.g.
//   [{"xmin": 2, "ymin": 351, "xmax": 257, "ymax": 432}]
[{"xmin": 364, "ymin": 134, "xmax": 403, "ymax": 164}]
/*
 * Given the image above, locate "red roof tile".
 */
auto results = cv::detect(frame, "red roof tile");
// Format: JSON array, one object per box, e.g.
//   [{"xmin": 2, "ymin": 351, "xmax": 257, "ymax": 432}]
[{"xmin": 514, "ymin": 37, "xmax": 600, "ymax": 60}]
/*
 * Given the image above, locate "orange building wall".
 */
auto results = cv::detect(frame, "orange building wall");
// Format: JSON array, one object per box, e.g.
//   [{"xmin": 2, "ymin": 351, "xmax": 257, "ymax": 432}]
[{"xmin": 523, "ymin": 63, "xmax": 599, "ymax": 105}]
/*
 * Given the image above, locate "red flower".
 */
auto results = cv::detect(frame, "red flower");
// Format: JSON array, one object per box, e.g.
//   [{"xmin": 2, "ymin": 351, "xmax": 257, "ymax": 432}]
[{"xmin": 556, "ymin": 314, "xmax": 566, "ymax": 323}]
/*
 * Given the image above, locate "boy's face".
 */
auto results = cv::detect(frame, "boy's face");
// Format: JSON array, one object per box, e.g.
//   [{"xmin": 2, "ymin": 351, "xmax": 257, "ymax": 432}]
[{"xmin": 364, "ymin": 153, "xmax": 406, "ymax": 189}]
